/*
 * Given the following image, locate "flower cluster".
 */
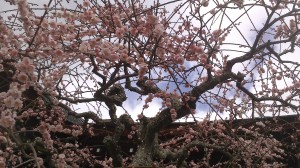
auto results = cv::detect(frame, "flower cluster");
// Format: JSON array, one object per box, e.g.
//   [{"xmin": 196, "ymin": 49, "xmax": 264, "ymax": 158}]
[{"xmin": 0, "ymin": 109, "xmax": 16, "ymax": 128}]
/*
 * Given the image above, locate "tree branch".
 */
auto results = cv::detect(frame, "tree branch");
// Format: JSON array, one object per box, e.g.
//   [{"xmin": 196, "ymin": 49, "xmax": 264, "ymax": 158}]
[
  {"xmin": 154, "ymin": 140, "xmax": 232, "ymax": 168},
  {"xmin": 236, "ymin": 82, "xmax": 299, "ymax": 111},
  {"xmin": 58, "ymin": 102, "xmax": 102, "ymax": 124}
]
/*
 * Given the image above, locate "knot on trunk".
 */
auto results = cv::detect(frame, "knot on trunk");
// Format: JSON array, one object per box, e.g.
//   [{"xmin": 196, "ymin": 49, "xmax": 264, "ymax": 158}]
[
  {"xmin": 107, "ymin": 84, "xmax": 127, "ymax": 106},
  {"xmin": 136, "ymin": 76, "xmax": 160, "ymax": 94},
  {"xmin": 94, "ymin": 84, "xmax": 127, "ymax": 106}
]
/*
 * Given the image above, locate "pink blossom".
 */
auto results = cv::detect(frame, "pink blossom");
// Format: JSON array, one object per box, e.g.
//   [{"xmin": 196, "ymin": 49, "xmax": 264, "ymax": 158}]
[
  {"xmin": 72, "ymin": 130, "xmax": 82, "ymax": 136},
  {"xmin": 49, "ymin": 20, "xmax": 57, "ymax": 28},
  {"xmin": 153, "ymin": 24, "xmax": 164, "ymax": 37},
  {"xmin": 79, "ymin": 42, "xmax": 91, "ymax": 52},
  {"xmin": 89, "ymin": 29, "xmax": 97, "ymax": 36},
  {"xmin": 83, "ymin": 0, "xmax": 90, "ymax": 7},
  {"xmin": 10, "ymin": 49, "xmax": 18, "ymax": 57},
  {"xmin": 294, "ymin": 81, "xmax": 300, "ymax": 88},
  {"xmin": 0, "ymin": 110, "xmax": 16, "ymax": 128},
  {"xmin": 17, "ymin": 57, "xmax": 35, "ymax": 74},
  {"xmin": 42, "ymin": 132, "xmax": 51, "ymax": 140},
  {"xmin": 14, "ymin": 98, "xmax": 23, "ymax": 109},
  {"xmin": 58, "ymin": 154, "xmax": 65, "ymax": 159},
  {"xmin": 4, "ymin": 96, "xmax": 15, "ymax": 108},
  {"xmin": 37, "ymin": 157, "xmax": 44, "ymax": 166},
  {"xmin": 56, "ymin": 124, "xmax": 63, "ymax": 132},
  {"xmin": 17, "ymin": 0, "xmax": 32, "ymax": 35},
  {"xmin": 22, "ymin": 57, "xmax": 32, "ymax": 65},
  {"xmin": 17, "ymin": 0, "xmax": 29, "ymax": 17},
  {"xmin": 120, "ymin": 53, "xmax": 128, "ymax": 61},
  {"xmin": 200, "ymin": 57, "xmax": 206, "ymax": 64},
  {"xmin": 130, "ymin": 27, "xmax": 138, "ymax": 35},
  {"xmin": 110, "ymin": 54, "xmax": 119, "ymax": 62},
  {"xmin": 113, "ymin": 15, "xmax": 122, "ymax": 27},
  {"xmin": 17, "ymin": 72, "xmax": 28, "ymax": 83},
  {"xmin": 0, "ymin": 157, "xmax": 5, "ymax": 168},
  {"xmin": 116, "ymin": 27, "xmax": 125, "ymax": 38},
  {"xmin": 54, "ymin": 49, "xmax": 64, "ymax": 56},
  {"xmin": 212, "ymin": 29, "xmax": 222, "ymax": 40},
  {"xmin": 138, "ymin": 57, "xmax": 144, "ymax": 64},
  {"xmin": 46, "ymin": 139, "xmax": 53, "ymax": 148},
  {"xmin": 43, "ymin": 78, "xmax": 53, "ymax": 88},
  {"xmin": 146, "ymin": 15, "xmax": 158, "ymax": 25},
  {"xmin": 176, "ymin": 56, "xmax": 184, "ymax": 65},
  {"xmin": 102, "ymin": 48, "xmax": 111, "ymax": 57},
  {"xmin": 0, "ymin": 136, "xmax": 7, "ymax": 144}
]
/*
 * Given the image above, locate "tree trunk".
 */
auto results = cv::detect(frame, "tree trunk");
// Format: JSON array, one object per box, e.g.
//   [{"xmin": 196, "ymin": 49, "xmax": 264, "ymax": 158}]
[
  {"xmin": 132, "ymin": 124, "xmax": 158, "ymax": 167},
  {"xmin": 132, "ymin": 146, "xmax": 154, "ymax": 167}
]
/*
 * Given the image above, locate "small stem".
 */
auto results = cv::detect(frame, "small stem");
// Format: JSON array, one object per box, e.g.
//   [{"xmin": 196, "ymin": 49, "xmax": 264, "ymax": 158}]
[
  {"xmin": 14, "ymin": 159, "xmax": 35, "ymax": 168},
  {"xmin": 29, "ymin": 143, "xmax": 41, "ymax": 168}
]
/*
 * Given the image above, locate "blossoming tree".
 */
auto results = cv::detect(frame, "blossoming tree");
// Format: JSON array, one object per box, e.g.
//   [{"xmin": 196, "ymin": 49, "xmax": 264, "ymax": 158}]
[{"xmin": 0, "ymin": 0, "xmax": 300, "ymax": 167}]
